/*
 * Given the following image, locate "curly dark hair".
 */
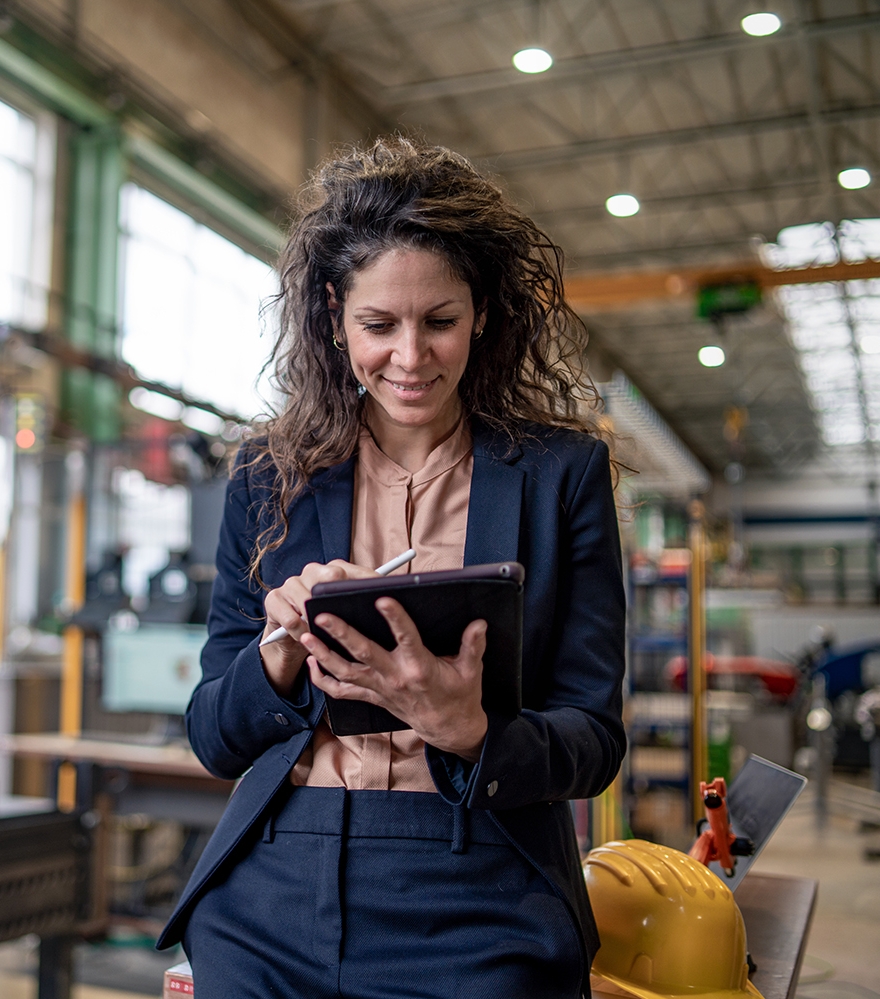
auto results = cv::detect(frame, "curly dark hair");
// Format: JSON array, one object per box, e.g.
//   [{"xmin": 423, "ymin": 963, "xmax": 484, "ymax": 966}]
[{"xmin": 249, "ymin": 136, "xmax": 607, "ymax": 579}]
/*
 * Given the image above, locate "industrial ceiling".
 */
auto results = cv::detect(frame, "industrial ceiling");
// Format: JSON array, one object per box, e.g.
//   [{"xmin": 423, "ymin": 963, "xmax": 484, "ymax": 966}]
[
  {"xmin": 12, "ymin": 0, "xmax": 880, "ymax": 486},
  {"xmin": 242, "ymin": 0, "xmax": 880, "ymax": 485}
]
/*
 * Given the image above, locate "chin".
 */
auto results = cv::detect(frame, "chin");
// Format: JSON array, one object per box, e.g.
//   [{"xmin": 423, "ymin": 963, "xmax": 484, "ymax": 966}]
[{"xmin": 390, "ymin": 409, "xmax": 443, "ymax": 428}]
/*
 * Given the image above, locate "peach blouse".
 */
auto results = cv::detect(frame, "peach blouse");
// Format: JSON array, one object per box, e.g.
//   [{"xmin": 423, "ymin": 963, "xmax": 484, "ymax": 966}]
[{"xmin": 290, "ymin": 421, "xmax": 473, "ymax": 791}]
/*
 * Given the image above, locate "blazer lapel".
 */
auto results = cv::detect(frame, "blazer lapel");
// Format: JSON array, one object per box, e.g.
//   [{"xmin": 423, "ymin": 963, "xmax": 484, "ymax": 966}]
[
  {"xmin": 311, "ymin": 455, "xmax": 356, "ymax": 563},
  {"xmin": 465, "ymin": 425, "xmax": 524, "ymax": 566},
  {"xmin": 308, "ymin": 430, "xmax": 523, "ymax": 567}
]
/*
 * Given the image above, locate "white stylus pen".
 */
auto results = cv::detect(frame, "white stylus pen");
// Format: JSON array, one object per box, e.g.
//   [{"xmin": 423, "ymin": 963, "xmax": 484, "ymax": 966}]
[{"xmin": 258, "ymin": 548, "xmax": 417, "ymax": 647}]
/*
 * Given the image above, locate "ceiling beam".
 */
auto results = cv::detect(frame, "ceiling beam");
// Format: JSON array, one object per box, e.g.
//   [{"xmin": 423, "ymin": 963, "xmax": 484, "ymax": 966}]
[
  {"xmin": 566, "ymin": 258, "xmax": 880, "ymax": 312},
  {"xmin": 532, "ymin": 174, "xmax": 825, "ymax": 226},
  {"xmin": 382, "ymin": 13, "xmax": 880, "ymax": 107},
  {"xmin": 487, "ymin": 101, "xmax": 880, "ymax": 172},
  {"xmin": 231, "ymin": 0, "xmax": 395, "ymax": 136},
  {"xmin": 3, "ymin": 325, "xmax": 242, "ymax": 422},
  {"xmin": 326, "ymin": 0, "xmax": 520, "ymax": 46}
]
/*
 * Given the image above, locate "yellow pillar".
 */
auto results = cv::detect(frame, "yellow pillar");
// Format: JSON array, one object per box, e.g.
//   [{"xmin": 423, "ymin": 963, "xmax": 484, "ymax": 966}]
[
  {"xmin": 591, "ymin": 774, "xmax": 624, "ymax": 846},
  {"xmin": 0, "ymin": 543, "xmax": 6, "ymax": 662},
  {"xmin": 687, "ymin": 499, "xmax": 708, "ymax": 826},
  {"xmin": 58, "ymin": 450, "xmax": 87, "ymax": 811}
]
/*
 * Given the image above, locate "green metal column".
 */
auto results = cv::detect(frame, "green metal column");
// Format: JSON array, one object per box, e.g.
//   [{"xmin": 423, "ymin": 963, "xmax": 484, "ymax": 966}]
[{"xmin": 62, "ymin": 126, "xmax": 123, "ymax": 441}]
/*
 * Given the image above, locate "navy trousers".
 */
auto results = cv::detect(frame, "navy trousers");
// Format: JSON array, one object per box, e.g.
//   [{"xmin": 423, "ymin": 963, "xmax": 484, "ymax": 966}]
[{"xmin": 183, "ymin": 786, "xmax": 584, "ymax": 998}]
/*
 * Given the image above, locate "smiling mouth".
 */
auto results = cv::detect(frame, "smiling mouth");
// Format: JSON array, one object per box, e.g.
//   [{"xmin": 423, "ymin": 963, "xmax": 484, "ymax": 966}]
[{"xmin": 388, "ymin": 378, "xmax": 437, "ymax": 391}]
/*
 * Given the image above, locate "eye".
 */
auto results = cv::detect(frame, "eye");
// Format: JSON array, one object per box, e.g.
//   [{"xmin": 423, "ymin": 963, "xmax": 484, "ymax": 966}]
[
  {"xmin": 361, "ymin": 321, "xmax": 393, "ymax": 334},
  {"xmin": 427, "ymin": 317, "xmax": 460, "ymax": 330}
]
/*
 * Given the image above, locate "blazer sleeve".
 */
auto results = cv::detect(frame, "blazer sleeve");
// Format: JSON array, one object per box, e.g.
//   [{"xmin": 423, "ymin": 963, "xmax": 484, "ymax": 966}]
[
  {"xmin": 184, "ymin": 457, "xmax": 315, "ymax": 780},
  {"xmin": 428, "ymin": 437, "xmax": 627, "ymax": 810}
]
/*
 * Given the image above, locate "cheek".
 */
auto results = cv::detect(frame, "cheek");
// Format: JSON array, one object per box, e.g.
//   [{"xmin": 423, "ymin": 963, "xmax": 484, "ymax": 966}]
[
  {"xmin": 345, "ymin": 336, "xmax": 379, "ymax": 377},
  {"xmin": 448, "ymin": 337, "xmax": 472, "ymax": 373}
]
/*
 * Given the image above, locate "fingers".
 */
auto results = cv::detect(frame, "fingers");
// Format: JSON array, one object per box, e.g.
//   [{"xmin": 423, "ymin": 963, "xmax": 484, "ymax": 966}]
[
  {"xmin": 459, "ymin": 618, "xmax": 488, "ymax": 668},
  {"xmin": 374, "ymin": 600, "xmax": 487, "ymax": 671},
  {"xmin": 324, "ymin": 559, "xmax": 383, "ymax": 580},
  {"xmin": 309, "ymin": 613, "xmax": 387, "ymax": 679},
  {"xmin": 305, "ymin": 656, "xmax": 380, "ymax": 703},
  {"xmin": 263, "ymin": 579, "xmax": 309, "ymax": 644},
  {"xmin": 301, "ymin": 632, "xmax": 380, "ymax": 701},
  {"xmin": 302, "ymin": 622, "xmax": 382, "ymax": 674},
  {"xmin": 373, "ymin": 597, "xmax": 422, "ymax": 650},
  {"xmin": 262, "ymin": 560, "xmax": 376, "ymax": 643}
]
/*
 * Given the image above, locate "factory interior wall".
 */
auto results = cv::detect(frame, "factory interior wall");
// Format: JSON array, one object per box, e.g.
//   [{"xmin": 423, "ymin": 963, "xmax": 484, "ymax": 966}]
[{"xmin": 18, "ymin": 0, "xmax": 374, "ymax": 198}]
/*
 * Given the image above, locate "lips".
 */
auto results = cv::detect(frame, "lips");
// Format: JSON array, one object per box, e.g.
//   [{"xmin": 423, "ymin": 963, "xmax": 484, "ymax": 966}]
[{"xmin": 387, "ymin": 377, "xmax": 437, "ymax": 391}]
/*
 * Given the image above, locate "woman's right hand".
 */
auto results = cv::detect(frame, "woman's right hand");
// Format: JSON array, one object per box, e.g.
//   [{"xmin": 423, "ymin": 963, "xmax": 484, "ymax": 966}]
[{"xmin": 259, "ymin": 559, "xmax": 378, "ymax": 697}]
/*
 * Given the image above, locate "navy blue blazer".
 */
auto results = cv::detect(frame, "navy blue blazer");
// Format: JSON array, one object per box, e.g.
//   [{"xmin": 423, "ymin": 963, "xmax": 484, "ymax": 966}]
[{"xmin": 157, "ymin": 419, "xmax": 626, "ymax": 984}]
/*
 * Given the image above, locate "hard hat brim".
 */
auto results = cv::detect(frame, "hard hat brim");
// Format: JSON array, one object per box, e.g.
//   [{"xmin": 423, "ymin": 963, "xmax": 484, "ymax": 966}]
[{"xmin": 590, "ymin": 970, "xmax": 766, "ymax": 999}]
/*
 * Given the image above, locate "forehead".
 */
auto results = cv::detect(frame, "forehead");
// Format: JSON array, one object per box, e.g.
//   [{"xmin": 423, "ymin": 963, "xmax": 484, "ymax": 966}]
[{"xmin": 346, "ymin": 247, "xmax": 469, "ymax": 301}]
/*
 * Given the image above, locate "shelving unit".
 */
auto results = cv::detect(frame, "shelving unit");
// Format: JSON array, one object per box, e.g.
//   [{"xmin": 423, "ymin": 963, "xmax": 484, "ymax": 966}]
[{"xmin": 626, "ymin": 552, "xmax": 692, "ymax": 841}]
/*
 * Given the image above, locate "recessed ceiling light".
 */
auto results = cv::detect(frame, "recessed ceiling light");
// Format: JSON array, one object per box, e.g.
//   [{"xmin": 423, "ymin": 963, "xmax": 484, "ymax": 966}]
[
  {"xmin": 512, "ymin": 48, "xmax": 553, "ymax": 74},
  {"xmin": 605, "ymin": 194, "xmax": 640, "ymax": 217},
  {"xmin": 838, "ymin": 167, "xmax": 871, "ymax": 190},
  {"xmin": 860, "ymin": 334, "xmax": 880, "ymax": 354},
  {"xmin": 698, "ymin": 345, "xmax": 726, "ymax": 367},
  {"xmin": 741, "ymin": 12, "xmax": 782, "ymax": 36}
]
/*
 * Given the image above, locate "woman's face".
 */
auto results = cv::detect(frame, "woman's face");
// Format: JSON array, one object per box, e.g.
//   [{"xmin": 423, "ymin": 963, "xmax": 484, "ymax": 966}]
[{"xmin": 333, "ymin": 247, "xmax": 479, "ymax": 446}]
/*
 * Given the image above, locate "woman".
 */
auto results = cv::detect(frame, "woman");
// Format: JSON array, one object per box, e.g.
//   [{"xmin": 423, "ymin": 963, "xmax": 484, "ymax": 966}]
[{"xmin": 157, "ymin": 137, "xmax": 626, "ymax": 999}]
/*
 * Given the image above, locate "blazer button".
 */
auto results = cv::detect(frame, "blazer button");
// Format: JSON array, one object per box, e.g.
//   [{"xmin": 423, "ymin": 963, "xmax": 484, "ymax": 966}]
[
  {"xmin": 487, "ymin": 780, "xmax": 499, "ymax": 797},
  {"xmin": 273, "ymin": 713, "xmax": 290, "ymax": 726}
]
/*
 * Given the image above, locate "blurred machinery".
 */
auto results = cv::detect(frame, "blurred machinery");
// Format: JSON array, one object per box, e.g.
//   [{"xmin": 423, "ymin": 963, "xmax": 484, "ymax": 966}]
[
  {"xmin": 795, "ymin": 632, "xmax": 880, "ymax": 774},
  {"xmin": 0, "ymin": 770, "xmax": 109, "ymax": 999}
]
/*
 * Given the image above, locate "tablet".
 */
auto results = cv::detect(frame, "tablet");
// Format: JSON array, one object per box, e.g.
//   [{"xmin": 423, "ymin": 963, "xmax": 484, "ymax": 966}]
[
  {"xmin": 722, "ymin": 755, "xmax": 808, "ymax": 891},
  {"xmin": 305, "ymin": 562, "xmax": 524, "ymax": 736}
]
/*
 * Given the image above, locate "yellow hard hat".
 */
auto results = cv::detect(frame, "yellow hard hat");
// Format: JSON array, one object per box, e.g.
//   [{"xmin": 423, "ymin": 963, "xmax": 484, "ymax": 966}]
[{"xmin": 583, "ymin": 839, "xmax": 765, "ymax": 999}]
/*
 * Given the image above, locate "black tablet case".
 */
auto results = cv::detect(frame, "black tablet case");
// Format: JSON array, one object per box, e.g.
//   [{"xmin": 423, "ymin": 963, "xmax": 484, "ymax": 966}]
[{"xmin": 304, "ymin": 562, "xmax": 524, "ymax": 736}]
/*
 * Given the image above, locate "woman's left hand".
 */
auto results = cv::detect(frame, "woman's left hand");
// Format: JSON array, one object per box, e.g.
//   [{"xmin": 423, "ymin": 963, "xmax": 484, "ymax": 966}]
[{"xmin": 300, "ymin": 598, "xmax": 488, "ymax": 762}]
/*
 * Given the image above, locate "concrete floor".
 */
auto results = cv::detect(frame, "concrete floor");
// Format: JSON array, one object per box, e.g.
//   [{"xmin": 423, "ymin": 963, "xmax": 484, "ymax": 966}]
[
  {"xmin": 0, "ymin": 936, "xmax": 177, "ymax": 999},
  {"xmin": 749, "ymin": 788, "xmax": 880, "ymax": 998},
  {"xmin": 1, "ymin": 789, "xmax": 878, "ymax": 998}
]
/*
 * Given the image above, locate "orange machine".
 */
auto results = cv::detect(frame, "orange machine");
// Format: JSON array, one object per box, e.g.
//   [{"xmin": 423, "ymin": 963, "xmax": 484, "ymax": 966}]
[{"xmin": 688, "ymin": 777, "xmax": 754, "ymax": 878}]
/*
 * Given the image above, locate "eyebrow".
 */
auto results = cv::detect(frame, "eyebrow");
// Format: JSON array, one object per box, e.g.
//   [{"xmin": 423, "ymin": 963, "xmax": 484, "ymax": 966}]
[{"xmin": 352, "ymin": 298, "xmax": 468, "ymax": 315}]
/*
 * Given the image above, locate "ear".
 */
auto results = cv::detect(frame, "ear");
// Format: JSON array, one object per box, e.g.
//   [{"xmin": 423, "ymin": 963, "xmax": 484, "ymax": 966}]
[
  {"xmin": 475, "ymin": 299, "xmax": 488, "ymax": 335},
  {"xmin": 326, "ymin": 282, "xmax": 341, "ymax": 318}
]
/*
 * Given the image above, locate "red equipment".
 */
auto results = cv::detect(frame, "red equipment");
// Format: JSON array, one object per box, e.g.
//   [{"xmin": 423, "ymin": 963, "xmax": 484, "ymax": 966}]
[{"xmin": 666, "ymin": 653, "xmax": 799, "ymax": 701}]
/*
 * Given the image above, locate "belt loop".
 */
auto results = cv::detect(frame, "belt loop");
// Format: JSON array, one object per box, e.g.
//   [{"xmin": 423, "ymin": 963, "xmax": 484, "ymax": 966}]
[
  {"xmin": 263, "ymin": 784, "xmax": 293, "ymax": 843},
  {"xmin": 451, "ymin": 802, "xmax": 469, "ymax": 854},
  {"xmin": 263, "ymin": 807, "xmax": 276, "ymax": 844},
  {"xmin": 342, "ymin": 787, "xmax": 351, "ymax": 836}
]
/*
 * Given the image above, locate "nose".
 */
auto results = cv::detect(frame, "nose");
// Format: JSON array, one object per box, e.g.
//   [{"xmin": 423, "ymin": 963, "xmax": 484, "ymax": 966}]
[{"xmin": 393, "ymin": 325, "xmax": 429, "ymax": 370}]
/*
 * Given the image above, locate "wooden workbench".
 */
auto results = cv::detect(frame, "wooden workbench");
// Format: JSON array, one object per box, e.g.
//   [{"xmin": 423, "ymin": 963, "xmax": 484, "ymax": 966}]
[
  {"xmin": 0, "ymin": 732, "xmax": 214, "ymax": 777},
  {"xmin": 737, "ymin": 872, "xmax": 817, "ymax": 999},
  {"xmin": 0, "ymin": 732, "xmax": 235, "ymax": 826}
]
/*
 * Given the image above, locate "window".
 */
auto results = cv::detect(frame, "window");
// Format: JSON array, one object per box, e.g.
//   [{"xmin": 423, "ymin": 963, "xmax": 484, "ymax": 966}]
[
  {"xmin": 0, "ymin": 94, "xmax": 55, "ymax": 330},
  {"xmin": 765, "ymin": 221, "xmax": 880, "ymax": 447},
  {"xmin": 113, "ymin": 466, "xmax": 190, "ymax": 607},
  {"xmin": 118, "ymin": 183, "xmax": 277, "ymax": 428}
]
